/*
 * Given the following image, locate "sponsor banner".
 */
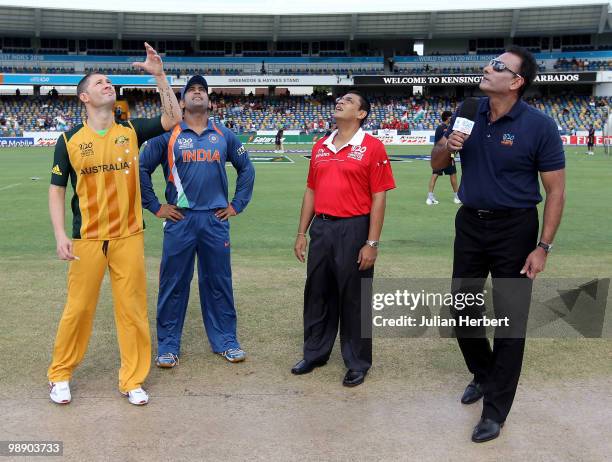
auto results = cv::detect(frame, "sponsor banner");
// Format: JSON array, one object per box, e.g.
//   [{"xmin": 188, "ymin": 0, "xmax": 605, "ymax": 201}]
[
  {"xmin": 0, "ymin": 74, "xmax": 173, "ymax": 86},
  {"xmin": 370, "ymin": 133, "xmax": 610, "ymax": 146},
  {"xmin": 355, "ymin": 75, "xmax": 482, "ymax": 86},
  {"xmin": 23, "ymin": 131, "xmax": 63, "ymax": 146},
  {"xmin": 371, "ymin": 132, "xmax": 435, "ymax": 145},
  {"xmin": 354, "ymin": 73, "xmax": 597, "ymax": 86},
  {"xmin": 239, "ymin": 132, "xmax": 437, "ymax": 146},
  {"xmin": 394, "ymin": 51, "xmax": 612, "ymax": 63},
  {"xmin": 534, "ymin": 72, "xmax": 597, "ymax": 83},
  {"xmin": 561, "ymin": 135, "xmax": 612, "ymax": 145},
  {"xmin": 0, "ymin": 137, "xmax": 34, "ymax": 147},
  {"xmin": 0, "ymin": 54, "xmax": 47, "ymax": 62},
  {"xmin": 0, "ymin": 53, "xmax": 382, "ymax": 64},
  {"xmin": 239, "ymin": 134, "xmax": 325, "ymax": 144}
]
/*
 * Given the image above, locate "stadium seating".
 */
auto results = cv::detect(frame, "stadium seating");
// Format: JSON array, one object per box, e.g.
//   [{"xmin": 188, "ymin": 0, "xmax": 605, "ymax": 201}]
[
  {"xmin": 554, "ymin": 58, "xmax": 612, "ymax": 71},
  {"xmin": 1, "ymin": 94, "xmax": 610, "ymax": 136},
  {"xmin": 2, "ymin": 51, "xmax": 612, "ymax": 77},
  {"xmin": 0, "ymin": 96, "xmax": 83, "ymax": 136}
]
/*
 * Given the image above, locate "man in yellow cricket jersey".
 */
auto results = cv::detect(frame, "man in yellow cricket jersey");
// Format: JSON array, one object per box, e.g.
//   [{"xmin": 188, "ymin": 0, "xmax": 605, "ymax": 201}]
[{"xmin": 47, "ymin": 42, "xmax": 181, "ymax": 406}]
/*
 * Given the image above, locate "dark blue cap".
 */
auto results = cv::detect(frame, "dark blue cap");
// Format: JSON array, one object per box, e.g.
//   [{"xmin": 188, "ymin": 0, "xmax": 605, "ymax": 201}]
[{"xmin": 181, "ymin": 75, "xmax": 208, "ymax": 100}]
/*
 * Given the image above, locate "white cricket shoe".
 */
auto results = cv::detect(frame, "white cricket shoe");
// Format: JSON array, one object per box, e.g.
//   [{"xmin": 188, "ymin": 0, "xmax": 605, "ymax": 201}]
[
  {"xmin": 426, "ymin": 197, "xmax": 439, "ymax": 205},
  {"xmin": 123, "ymin": 387, "xmax": 149, "ymax": 405},
  {"xmin": 49, "ymin": 381, "xmax": 71, "ymax": 404},
  {"xmin": 454, "ymin": 196, "xmax": 462, "ymax": 204}
]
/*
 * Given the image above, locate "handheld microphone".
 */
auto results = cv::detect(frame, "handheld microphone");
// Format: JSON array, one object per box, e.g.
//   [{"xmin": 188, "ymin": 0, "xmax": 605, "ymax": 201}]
[
  {"xmin": 447, "ymin": 97, "xmax": 479, "ymax": 159},
  {"xmin": 452, "ymin": 97, "xmax": 479, "ymax": 136}
]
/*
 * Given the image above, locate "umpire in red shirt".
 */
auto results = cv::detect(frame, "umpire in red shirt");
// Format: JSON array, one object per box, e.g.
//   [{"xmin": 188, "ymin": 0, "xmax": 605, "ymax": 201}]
[{"xmin": 292, "ymin": 91, "xmax": 396, "ymax": 387}]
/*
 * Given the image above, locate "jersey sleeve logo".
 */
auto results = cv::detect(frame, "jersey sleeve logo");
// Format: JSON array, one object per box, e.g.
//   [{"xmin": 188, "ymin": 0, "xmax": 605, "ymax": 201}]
[{"xmin": 52, "ymin": 164, "xmax": 63, "ymax": 175}]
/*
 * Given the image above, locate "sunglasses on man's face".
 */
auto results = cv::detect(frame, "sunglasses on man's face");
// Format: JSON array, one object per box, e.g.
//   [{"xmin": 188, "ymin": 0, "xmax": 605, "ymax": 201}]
[{"xmin": 488, "ymin": 59, "xmax": 523, "ymax": 79}]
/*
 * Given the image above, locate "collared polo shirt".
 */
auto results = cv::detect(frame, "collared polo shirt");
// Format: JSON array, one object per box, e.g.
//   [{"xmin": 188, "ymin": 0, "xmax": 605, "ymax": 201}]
[
  {"xmin": 307, "ymin": 128, "xmax": 396, "ymax": 217},
  {"xmin": 446, "ymin": 98, "xmax": 565, "ymax": 210}
]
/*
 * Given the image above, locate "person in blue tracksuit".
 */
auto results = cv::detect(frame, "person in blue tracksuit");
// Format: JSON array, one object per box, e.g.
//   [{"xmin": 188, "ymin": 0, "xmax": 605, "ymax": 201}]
[{"xmin": 140, "ymin": 75, "xmax": 255, "ymax": 367}]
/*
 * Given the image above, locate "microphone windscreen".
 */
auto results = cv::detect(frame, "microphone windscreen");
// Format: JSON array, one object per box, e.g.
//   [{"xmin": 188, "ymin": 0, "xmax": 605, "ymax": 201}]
[{"xmin": 452, "ymin": 97, "xmax": 480, "ymax": 135}]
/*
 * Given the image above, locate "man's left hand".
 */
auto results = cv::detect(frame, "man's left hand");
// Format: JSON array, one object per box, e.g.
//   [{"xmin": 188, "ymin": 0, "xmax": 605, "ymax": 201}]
[
  {"xmin": 215, "ymin": 205, "xmax": 237, "ymax": 221},
  {"xmin": 520, "ymin": 247, "xmax": 547, "ymax": 279},
  {"xmin": 132, "ymin": 42, "xmax": 164, "ymax": 76},
  {"xmin": 357, "ymin": 244, "xmax": 377, "ymax": 271}
]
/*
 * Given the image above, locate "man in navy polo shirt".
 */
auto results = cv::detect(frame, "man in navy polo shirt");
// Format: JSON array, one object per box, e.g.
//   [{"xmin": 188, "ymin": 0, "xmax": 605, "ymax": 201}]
[
  {"xmin": 140, "ymin": 75, "xmax": 255, "ymax": 368},
  {"xmin": 431, "ymin": 46, "xmax": 566, "ymax": 443},
  {"xmin": 292, "ymin": 91, "xmax": 395, "ymax": 387}
]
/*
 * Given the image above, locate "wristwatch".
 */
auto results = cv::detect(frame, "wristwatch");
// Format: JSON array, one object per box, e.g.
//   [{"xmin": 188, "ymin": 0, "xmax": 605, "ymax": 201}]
[
  {"xmin": 366, "ymin": 240, "xmax": 379, "ymax": 248},
  {"xmin": 537, "ymin": 241, "xmax": 553, "ymax": 254}
]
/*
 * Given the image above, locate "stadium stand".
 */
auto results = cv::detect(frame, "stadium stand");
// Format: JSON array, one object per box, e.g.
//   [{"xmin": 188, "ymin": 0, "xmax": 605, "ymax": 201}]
[
  {"xmin": 0, "ymin": 96, "xmax": 83, "ymax": 136},
  {"xmin": 2, "ymin": 50, "xmax": 612, "ymax": 77},
  {"xmin": 554, "ymin": 58, "xmax": 612, "ymax": 71},
  {"xmin": 0, "ymin": 64, "xmax": 385, "ymax": 76},
  {"xmin": 2, "ymin": 94, "xmax": 609, "ymax": 136}
]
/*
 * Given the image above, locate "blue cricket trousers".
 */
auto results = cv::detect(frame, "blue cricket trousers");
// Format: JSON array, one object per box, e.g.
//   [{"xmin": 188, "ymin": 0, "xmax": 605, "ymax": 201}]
[{"xmin": 156, "ymin": 209, "xmax": 239, "ymax": 355}]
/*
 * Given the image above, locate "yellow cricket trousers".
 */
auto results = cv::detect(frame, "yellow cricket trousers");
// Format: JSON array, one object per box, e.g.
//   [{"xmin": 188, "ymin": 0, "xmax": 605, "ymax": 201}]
[{"xmin": 47, "ymin": 232, "xmax": 151, "ymax": 393}]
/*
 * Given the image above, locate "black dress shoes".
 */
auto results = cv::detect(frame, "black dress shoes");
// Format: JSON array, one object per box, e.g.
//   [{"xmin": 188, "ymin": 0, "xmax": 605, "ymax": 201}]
[
  {"xmin": 291, "ymin": 359, "xmax": 327, "ymax": 375},
  {"xmin": 342, "ymin": 370, "xmax": 366, "ymax": 387},
  {"xmin": 472, "ymin": 418, "xmax": 504, "ymax": 443},
  {"xmin": 461, "ymin": 380, "xmax": 483, "ymax": 404}
]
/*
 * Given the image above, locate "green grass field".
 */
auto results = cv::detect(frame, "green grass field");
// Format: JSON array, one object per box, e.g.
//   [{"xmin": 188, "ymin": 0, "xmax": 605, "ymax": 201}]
[{"xmin": 0, "ymin": 144, "xmax": 611, "ymax": 396}]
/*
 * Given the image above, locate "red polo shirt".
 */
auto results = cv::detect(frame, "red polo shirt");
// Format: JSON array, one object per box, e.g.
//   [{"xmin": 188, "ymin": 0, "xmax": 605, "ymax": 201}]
[{"xmin": 307, "ymin": 128, "xmax": 396, "ymax": 217}]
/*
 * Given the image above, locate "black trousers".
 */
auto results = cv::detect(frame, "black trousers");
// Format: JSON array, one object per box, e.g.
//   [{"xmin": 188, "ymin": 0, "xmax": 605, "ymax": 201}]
[
  {"xmin": 452, "ymin": 206, "xmax": 539, "ymax": 423},
  {"xmin": 303, "ymin": 215, "xmax": 373, "ymax": 372}
]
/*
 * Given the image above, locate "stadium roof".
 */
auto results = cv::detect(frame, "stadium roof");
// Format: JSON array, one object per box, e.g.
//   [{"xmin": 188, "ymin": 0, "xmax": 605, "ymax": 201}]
[
  {"xmin": 0, "ymin": 0, "xmax": 609, "ymax": 15},
  {"xmin": 0, "ymin": 1, "xmax": 610, "ymax": 39}
]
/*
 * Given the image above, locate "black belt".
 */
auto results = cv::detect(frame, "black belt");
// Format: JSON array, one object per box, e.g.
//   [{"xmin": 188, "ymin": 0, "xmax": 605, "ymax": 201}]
[
  {"xmin": 317, "ymin": 213, "xmax": 368, "ymax": 221},
  {"xmin": 463, "ymin": 206, "xmax": 535, "ymax": 219}
]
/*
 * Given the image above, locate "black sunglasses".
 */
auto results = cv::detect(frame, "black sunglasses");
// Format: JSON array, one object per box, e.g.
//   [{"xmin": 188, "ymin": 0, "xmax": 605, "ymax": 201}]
[{"xmin": 488, "ymin": 59, "xmax": 523, "ymax": 79}]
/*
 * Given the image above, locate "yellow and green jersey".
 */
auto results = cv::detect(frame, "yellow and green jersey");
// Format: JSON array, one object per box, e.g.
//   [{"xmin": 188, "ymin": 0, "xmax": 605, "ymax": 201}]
[{"xmin": 51, "ymin": 116, "xmax": 165, "ymax": 240}]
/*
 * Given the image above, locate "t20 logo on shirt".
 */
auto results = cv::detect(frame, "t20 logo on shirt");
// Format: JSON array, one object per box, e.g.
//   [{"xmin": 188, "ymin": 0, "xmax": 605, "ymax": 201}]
[
  {"xmin": 315, "ymin": 148, "xmax": 329, "ymax": 159},
  {"xmin": 178, "ymin": 137, "xmax": 194, "ymax": 149},
  {"xmin": 79, "ymin": 141, "xmax": 94, "ymax": 157},
  {"xmin": 348, "ymin": 145, "xmax": 367, "ymax": 161}
]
